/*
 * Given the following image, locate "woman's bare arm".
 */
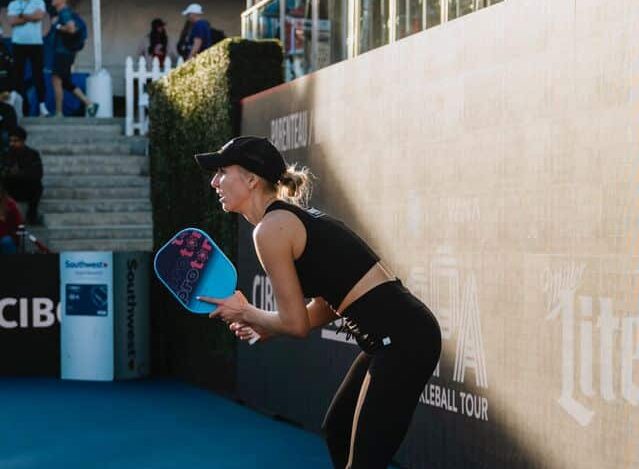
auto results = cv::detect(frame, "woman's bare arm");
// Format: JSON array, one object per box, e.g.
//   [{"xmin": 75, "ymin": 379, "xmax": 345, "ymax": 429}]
[
  {"xmin": 230, "ymin": 298, "xmax": 336, "ymax": 343},
  {"xmin": 205, "ymin": 211, "xmax": 331, "ymax": 338},
  {"xmin": 307, "ymin": 297, "xmax": 338, "ymax": 329},
  {"xmin": 238, "ymin": 211, "xmax": 311, "ymax": 337}
]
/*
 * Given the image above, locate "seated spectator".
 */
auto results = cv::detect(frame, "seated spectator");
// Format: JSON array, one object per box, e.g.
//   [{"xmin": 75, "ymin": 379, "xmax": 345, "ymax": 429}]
[
  {"xmin": 0, "ymin": 92, "xmax": 17, "ymax": 154},
  {"xmin": 0, "ymin": 179, "xmax": 23, "ymax": 254},
  {"xmin": 1, "ymin": 126, "xmax": 43, "ymax": 225},
  {"xmin": 0, "ymin": 89, "xmax": 23, "ymax": 120}
]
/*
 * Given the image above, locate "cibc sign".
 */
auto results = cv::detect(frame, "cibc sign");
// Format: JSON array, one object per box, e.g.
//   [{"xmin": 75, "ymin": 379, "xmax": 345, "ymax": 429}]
[
  {"xmin": 0, "ymin": 297, "xmax": 61, "ymax": 329},
  {"xmin": 0, "ymin": 254, "xmax": 61, "ymax": 376}
]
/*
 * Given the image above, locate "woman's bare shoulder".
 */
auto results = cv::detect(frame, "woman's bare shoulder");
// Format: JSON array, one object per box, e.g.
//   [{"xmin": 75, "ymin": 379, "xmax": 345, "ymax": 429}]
[
  {"xmin": 256, "ymin": 209, "xmax": 301, "ymax": 234},
  {"xmin": 254, "ymin": 209, "xmax": 305, "ymax": 250}
]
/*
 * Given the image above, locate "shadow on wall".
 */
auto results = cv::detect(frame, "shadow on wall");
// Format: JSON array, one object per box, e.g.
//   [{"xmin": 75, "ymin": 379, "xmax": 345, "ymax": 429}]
[
  {"xmin": 315, "ymin": 151, "xmax": 542, "ymax": 469},
  {"xmin": 233, "ymin": 171, "xmax": 547, "ymax": 466},
  {"xmin": 236, "ymin": 74, "xmax": 549, "ymax": 468}
]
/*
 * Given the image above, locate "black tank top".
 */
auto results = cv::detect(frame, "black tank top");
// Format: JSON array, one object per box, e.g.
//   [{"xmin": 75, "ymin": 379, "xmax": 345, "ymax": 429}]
[{"xmin": 264, "ymin": 200, "xmax": 380, "ymax": 310}]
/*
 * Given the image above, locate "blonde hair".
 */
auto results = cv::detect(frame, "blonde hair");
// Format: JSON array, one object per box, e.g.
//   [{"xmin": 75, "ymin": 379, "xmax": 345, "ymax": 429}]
[{"xmin": 274, "ymin": 164, "xmax": 313, "ymax": 207}]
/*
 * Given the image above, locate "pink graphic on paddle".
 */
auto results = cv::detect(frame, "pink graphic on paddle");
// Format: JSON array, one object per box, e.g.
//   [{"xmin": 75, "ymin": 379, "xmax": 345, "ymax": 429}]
[{"xmin": 171, "ymin": 231, "xmax": 212, "ymax": 270}]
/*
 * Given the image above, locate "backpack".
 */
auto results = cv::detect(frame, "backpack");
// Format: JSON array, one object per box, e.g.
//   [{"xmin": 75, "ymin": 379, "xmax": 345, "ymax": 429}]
[
  {"xmin": 61, "ymin": 11, "xmax": 87, "ymax": 52},
  {"xmin": 210, "ymin": 28, "xmax": 226, "ymax": 47}
]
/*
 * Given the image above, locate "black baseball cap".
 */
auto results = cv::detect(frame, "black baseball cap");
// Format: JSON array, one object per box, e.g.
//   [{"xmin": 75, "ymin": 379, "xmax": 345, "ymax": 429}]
[{"xmin": 194, "ymin": 136, "xmax": 287, "ymax": 184}]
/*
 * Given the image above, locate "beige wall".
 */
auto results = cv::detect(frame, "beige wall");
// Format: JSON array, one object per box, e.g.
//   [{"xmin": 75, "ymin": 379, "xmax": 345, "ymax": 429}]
[
  {"xmin": 240, "ymin": 0, "xmax": 639, "ymax": 466},
  {"xmin": 1, "ymin": 0, "xmax": 244, "ymax": 95}
]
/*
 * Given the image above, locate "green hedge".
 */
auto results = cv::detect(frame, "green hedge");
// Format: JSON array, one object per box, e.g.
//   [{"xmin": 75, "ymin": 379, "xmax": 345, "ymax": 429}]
[{"xmin": 148, "ymin": 38, "xmax": 283, "ymax": 393}]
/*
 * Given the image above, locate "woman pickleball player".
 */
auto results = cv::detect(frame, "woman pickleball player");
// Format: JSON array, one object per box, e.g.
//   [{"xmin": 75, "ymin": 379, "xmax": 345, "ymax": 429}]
[{"xmin": 194, "ymin": 136, "xmax": 442, "ymax": 469}]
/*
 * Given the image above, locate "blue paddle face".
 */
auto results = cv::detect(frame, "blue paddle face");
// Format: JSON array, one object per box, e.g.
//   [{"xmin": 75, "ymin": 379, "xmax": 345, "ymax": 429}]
[{"xmin": 153, "ymin": 228, "xmax": 237, "ymax": 314}]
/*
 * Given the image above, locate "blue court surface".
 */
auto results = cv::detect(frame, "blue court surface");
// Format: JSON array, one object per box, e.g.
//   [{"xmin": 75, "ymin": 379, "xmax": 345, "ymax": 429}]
[{"xmin": 0, "ymin": 378, "xmax": 333, "ymax": 468}]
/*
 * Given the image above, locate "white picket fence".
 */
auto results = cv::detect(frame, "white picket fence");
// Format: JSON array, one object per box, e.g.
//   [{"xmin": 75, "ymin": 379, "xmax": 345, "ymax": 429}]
[{"xmin": 125, "ymin": 56, "xmax": 184, "ymax": 136}]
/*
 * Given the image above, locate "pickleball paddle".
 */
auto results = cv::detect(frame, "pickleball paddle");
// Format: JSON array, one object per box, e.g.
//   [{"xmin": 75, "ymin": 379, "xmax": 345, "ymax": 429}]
[{"xmin": 153, "ymin": 227, "xmax": 259, "ymax": 344}]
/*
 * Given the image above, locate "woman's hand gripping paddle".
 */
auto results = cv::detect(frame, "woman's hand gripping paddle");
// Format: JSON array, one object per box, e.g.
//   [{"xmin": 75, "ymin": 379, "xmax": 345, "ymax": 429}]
[{"xmin": 153, "ymin": 227, "xmax": 259, "ymax": 344}]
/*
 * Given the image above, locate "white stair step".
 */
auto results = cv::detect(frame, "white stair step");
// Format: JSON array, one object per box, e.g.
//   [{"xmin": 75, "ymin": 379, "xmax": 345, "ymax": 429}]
[
  {"xmin": 25, "ymin": 124, "xmax": 122, "ymax": 136},
  {"xmin": 41, "ymin": 154, "xmax": 146, "ymax": 163},
  {"xmin": 43, "ymin": 157, "xmax": 148, "ymax": 176},
  {"xmin": 42, "ymin": 155, "xmax": 147, "ymax": 175},
  {"xmin": 43, "ymin": 175, "xmax": 149, "ymax": 188},
  {"xmin": 36, "ymin": 141, "xmax": 147, "ymax": 155},
  {"xmin": 21, "ymin": 117, "xmax": 124, "ymax": 126},
  {"xmin": 30, "ymin": 135, "xmax": 137, "ymax": 145},
  {"xmin": 46, "ymin": 238, "xmax": 153, "ymax": 252},
  {"xmin": 44, "ymin": 211, "xmax": 152, "ymax": 227},
  {"xmin": 31, "ymin": 225, "xmax": 153, "ymax": 240},
  {"xmin": 43, "ymin": 186, "xmax": 150, "ymax": 199},
  {"xmin": 40, "ymin": 199, "xmax": 151, "ymax": 213}
]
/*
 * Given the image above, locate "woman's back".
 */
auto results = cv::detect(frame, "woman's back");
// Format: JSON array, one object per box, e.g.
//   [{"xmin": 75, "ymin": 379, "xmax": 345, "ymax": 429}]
[{"xmin": 264, "ymin": 200, "xmax": 379, "ymax": 310}]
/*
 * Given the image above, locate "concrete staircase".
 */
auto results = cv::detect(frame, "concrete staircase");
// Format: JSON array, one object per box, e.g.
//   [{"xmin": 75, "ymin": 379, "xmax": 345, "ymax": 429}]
[{"xmin": 22, "ymin": 117, "xmax": 153, "ymax": 252}]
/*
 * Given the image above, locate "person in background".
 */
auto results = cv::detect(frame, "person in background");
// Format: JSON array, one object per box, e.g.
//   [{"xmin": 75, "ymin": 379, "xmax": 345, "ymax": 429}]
[
  {"xmin": 210, "ymin": 26, "xmax": 226, "ymax": 47},
  {"xmin": 50, "ymin": 0, "xmax": 98, "ymax": 117},
  {"xmin": 2, "ymin": 126, "xmax": 43, "ymax": 225},
  {"xmin": 176, "ymin": 19, "xmax": 192, "ymax": 61},
  {"xmin": 1, "ymin": 89, "xmax": 24, "ymax": 120},
  {"xmin": 182, "ymin": 3, "xmax": 212, "ymax": 59},
  {"xmin": 0, "ymin": 39, "xmax": 24, "ymax": 120},
  {"xmin": 195, "ymin": 136, "xmax": 442, "ymax": 469},
  {"xmin": 0, "ymin": 179, "xmax": 23, "ymax": 254},
  {"xmin": 7, "ymin": 0, "xmax": 49, "ymax": 117},
  {"xmin": 138, "ymin": 18, "xmax": 169, "ymax": 67},
  {"xmin": 0, "ymin": 29, "xmax": 16, "ymax": 97},
  {"xmin": 0, "ymin": 89, "xmax": 17, "ymax": 154}
]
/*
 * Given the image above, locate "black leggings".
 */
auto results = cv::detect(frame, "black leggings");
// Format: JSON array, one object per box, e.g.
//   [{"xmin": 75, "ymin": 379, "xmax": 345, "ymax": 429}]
[
  {"xmin": 322, "ymin": 280, "xmax": 441, "ymax": 468},
  {"xmin": 13, "ymin": 44, "xmax": 46, "ymax": 114}
]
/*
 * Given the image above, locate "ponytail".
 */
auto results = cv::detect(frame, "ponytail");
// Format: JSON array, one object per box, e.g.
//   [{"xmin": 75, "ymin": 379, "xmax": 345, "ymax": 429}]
[{"xmin": 276, "ymin": 164, "xmax": 313, "ymax": 207}]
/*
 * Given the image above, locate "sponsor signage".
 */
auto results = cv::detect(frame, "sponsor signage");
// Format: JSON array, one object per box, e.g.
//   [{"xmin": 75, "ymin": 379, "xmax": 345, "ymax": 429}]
[
  {"xmin": 0, "ymin": 254, "xmax": 60, "ymax": 375},
  {"xmin": 60, "ymin": 252, "xmax": 151, "ymax": 381},
  {"xmin": 65, "ymin": 284, "xmax": 108, "ymax": 316},
  {"xmin": 113, "ymin": 252, "xmax": 151, "ymax": 379},
  {"xmin": 60, "ymin": 252, "xmax": 114, "ymax": 381}
]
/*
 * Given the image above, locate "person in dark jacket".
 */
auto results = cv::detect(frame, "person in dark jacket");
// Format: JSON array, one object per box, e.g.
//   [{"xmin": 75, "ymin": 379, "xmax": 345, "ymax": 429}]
[
  {"xmin": 0, "ymin": 91, "xmax": 17, "ymax": 155},
  {"xmin": 2, "ymin": 126, "xmax": 43, "ymax": 225},
  {"xmin": 147, "ymin": 18, "xmax": 168, "ymax": 66}
]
